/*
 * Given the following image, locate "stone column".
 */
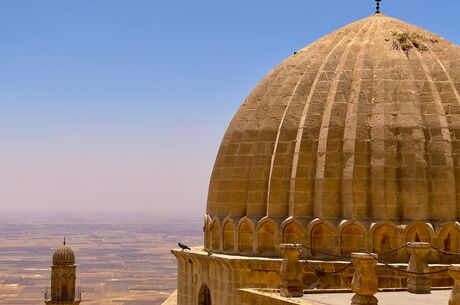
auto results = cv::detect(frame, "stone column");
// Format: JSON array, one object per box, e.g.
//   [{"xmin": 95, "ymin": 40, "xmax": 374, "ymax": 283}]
[
  {"xmin": 449, "ymin": 265, "xmax": 460, "ymax": 305},
  {"xmin": 279, "ymin": 244, "xmax": 303, "ymax": 298},
  {"xmin": 406, "ymin": 242, "xmax": 431, "ymax": 294},
  {"xmin": 351, "ymin": 253, "xmax": 378, "ymax": 305}
]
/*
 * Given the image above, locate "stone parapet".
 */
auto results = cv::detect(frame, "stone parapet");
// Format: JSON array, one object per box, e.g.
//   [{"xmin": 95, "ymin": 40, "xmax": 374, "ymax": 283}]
[
  {"xmin": 172, "ymin": 248, "xmax": 451, "ymax": 305},
  {"xmin": 240, "ymin": 289, "xmax": 304, "ymax": 305},
  {"xmin": 240, "ymin": 289, "xmax": 453, "ymax": 305}
]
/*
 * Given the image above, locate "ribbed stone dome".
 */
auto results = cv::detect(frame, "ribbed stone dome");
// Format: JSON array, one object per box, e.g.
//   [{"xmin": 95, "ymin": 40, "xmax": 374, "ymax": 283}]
[
  {"xmin": 204, "ymin": 14, "xmax": 460, "ymax": 261},
  {"xmin": 52, "ymin": 244, "xmax": 75, "ymax": 266}
]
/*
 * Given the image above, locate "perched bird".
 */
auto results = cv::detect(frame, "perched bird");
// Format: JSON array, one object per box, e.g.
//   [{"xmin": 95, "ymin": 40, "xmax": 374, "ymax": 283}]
[{"xmin": 178, "ymin": 242, "xmax": 191, "ymax": 252}]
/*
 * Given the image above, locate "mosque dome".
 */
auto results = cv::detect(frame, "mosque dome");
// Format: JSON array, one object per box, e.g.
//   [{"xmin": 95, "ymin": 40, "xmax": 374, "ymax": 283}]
[
  {"xmin": 204, "ymin": 13, "xmax": 460, "ymax": 261},
  {"xmin": 52, "ymin": 243, "xmax": 75, "ymax": 266}
]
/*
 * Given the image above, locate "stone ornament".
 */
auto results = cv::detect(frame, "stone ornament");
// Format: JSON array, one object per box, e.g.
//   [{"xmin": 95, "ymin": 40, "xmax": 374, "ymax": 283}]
[
  {"xmin": 351, "ymin": 253, "xmax": 378, "ymax": 305},
  {"xmin": 449, "ymin": 265, "xmax": 460, "ymax": 305},
  {"xmin": 407, "ymin": 242, "xmax": 431, "ymax": 294},
  {"xmin": 279, "ymin": 244, "xmax": 303, "ymax": 298}
]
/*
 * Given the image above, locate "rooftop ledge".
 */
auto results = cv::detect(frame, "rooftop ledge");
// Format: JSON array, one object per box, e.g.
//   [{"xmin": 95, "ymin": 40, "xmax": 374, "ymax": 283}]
[
  {"xmin": 240, "ymin": 288, "xmax": 452, "ymax": 305},
  {"xmin": 170, "ymin": 247, "xmax": 451, "ymax": 267},
  {"xmin": 171, "ymin": 247, "xmax": 349, "ymax": 263}
]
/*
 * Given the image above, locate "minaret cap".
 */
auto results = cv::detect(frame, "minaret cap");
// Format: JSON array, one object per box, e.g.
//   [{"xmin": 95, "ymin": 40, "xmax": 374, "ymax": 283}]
[{"xmin": 52, "ymin": 241, "xmax": 75, "ymax": 266}]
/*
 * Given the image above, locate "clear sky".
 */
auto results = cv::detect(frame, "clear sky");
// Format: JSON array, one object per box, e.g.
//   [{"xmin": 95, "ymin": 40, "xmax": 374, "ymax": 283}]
[{"xmin": 0, "ymin": 0, "xmax": 458, "ymax": 216}]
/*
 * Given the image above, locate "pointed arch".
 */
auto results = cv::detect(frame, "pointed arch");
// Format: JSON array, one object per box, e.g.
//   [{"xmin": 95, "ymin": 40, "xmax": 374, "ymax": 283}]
[
  {"xmin": 237, "ymin": 217, "xmax": 255, "ymax": 255},
  {"xmin": 403, "ymin": 221, "xmax": 434, "ymax": 244},
  {"xmin": 222, "ymin": 217, "xmax": 236, "ymax": 253},
  {"xmin": 256, "ymin": 217, "xmax": 280, "ymax": 257},
  {"xmin": 338, "ymin": 220, "xmax": 367, "ymax": 255},
  {"xmin": 211, "ymin": 217, "xmax": 221, "ymax": 252},
  {"xmin": 61, "ymin": 273, "xmax": 69, "ymax": 301},
  {"xmin": 370, "ymin": 221, "xmax": 400, "ymax": 259},
  {"xmin": 281, "ymin": 218, "xmax": 305, "ymax": 244},
  {"xmin": 436, "ymin": 222, "xmax": 460, "ymax": 263},
  {"xmin": 198, "ymin": 283, "xmax": 212, "ymax": 305},
  {"xmin": 308, "ymin": 219, "xmax": 337, "ymax": 257}
]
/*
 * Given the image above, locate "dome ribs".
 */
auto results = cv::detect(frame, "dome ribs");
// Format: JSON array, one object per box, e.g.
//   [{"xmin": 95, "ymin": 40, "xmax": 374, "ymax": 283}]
[
  {"xmin": 264, "ymin": 38, "xmax": 337, "ymax": 219},
  {"xmin": 389, "ymin": 64, "xmax": 428, "ymax": 221},
  {"xmin": 263, "ymin": 20, "xmax": 368, "ymax": 218},
  {"xmin": 407, "ymin": 31, "xmax": 457, "ymax": 221},
  {"xmin": 341, "ymin": 20, "xmax": 380, "ymax": 220},
  {"xmin": 313, "ymin": 20, "xmax": 376, "ymax": 219},
  {"xmin": 391, "ymin": 19, "xmax": 459, "ymax": 221},
  {"xmin": 231, "ymin": 41, "xmax": 327, "ymax": 218},
  {"xmin": 228, "ymin": 66, "xmax": 288, "ymax": 217},
  {"xmin": 245, "ymin": 39, "xmax": 337, "ymax": 218},
  {"xmin": 207, "ymin": 64, "xmax": 288, "ymax": 217},
  {"xmin": 206, "ymin": 14, "xmax": 460, "ymax": 259},
  {"xmin": 368, "ymin": 59, "xmax": 388, "ymax": 219},
  {"xmin": 424, "ymin": 47, "xmax": 460, "ymax": 220},
  {"xmin": 285, "ymin": 20, "xmax": 370, "ymax": 219}
]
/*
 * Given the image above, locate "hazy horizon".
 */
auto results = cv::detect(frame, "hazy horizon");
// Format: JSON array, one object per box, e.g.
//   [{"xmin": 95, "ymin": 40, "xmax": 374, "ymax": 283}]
[{"xmin": 1, "ymin": 0, "xmax": 459, "ymax": 215}]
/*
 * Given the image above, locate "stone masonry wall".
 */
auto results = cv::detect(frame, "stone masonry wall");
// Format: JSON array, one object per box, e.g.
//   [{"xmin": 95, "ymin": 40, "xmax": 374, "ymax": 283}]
[{"xmin": 172, "ymin": 249, "xmax": 451, "ymax": 305}]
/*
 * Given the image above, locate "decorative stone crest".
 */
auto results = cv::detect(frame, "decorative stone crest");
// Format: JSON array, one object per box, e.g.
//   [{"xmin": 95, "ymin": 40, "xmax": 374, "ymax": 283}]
[
  {"xmin": 449, "ymin": 265, "xmax": 460, "ymax": 305},
  {"xmin": 407, "ymin": 242, "xmax": 431, "ymax": 294},
  {"xmin": 351, "ymin": 253, "xmax": 378, "ymax": 305},
  {"xmin": 279, "ymin": 244, "xmax": 303, "ymax": 298}
]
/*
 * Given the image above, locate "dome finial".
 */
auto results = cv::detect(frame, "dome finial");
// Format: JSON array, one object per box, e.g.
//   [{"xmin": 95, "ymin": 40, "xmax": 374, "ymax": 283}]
[
  {"xmin": 63, "ymin": 236, "xmax": 66, "ymax": 245},
  {"xmin": 375, "ymin": 0, "xmax": 382, "ymax": 14}
]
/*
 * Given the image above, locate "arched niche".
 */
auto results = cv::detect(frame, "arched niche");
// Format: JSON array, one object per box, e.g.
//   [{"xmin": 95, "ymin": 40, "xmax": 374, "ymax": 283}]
[
  {"xmin": 372, "ymin": 224, "xmax": 398, "ymax": 259},
  {"xmin": 405, "ymin": 223, "xmax": 431, "ymax": 243},
  {"xmin": 61, "ymin": 274, "xmax": 69, "ymax": 301},
  {"xmin": 283, "ymin": 222, "xmax": 303, "ymax": 244},
  {"xmin": 238, "ymin": 219, "xmax": 254, "ymax": 255},
  {"xmin": 211, "ymin": 220, "xmax": 220, "ymax": 252},
  {"xmin": 69, "ymin": 274, "xmax": 76, "ymax": 299},
  {"xmin": 223, "ymin": 220, "xmax": 235, "ymax": 253},
  {"xmin": 341, "ymin": 223, "xmax": 366, "ymax": 255},
  {"xmin": 198, "ymin": 283, "xmax": 212, "ymax": 305},
  {"xmin": 311, "ymin": 223, "xmax": 334, "ymax": 257},
  {"xmin": 436, "ymin": 223, "xmax": 460, "ymax": 263},
  {"xmin": 258, "ymin": 221, "xmax": 276, "ymax": 257}
]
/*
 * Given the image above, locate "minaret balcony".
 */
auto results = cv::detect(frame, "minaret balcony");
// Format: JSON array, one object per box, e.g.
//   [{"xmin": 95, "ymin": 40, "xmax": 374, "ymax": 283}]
[{"xmin": 43, "ymin": 286, "xmax": 82, "ymax": 304}]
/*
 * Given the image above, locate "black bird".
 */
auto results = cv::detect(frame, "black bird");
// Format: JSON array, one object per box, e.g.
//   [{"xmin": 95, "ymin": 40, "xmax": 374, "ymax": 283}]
[{"xmin": 178, "ymin": 242, "xmax": 191, "ymax": 252}]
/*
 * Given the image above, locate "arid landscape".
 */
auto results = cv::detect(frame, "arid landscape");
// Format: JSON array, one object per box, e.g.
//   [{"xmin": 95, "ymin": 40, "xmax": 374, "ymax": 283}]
[{"xmin": 0, "ymin": 214, "xmax": 202, "ymax": 305}]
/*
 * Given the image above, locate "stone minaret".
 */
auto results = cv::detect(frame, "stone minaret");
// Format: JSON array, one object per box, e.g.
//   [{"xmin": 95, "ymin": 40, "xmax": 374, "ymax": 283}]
[{"xmin": 45, "ymin": 239, "xmax": 81, "ymax": 305}]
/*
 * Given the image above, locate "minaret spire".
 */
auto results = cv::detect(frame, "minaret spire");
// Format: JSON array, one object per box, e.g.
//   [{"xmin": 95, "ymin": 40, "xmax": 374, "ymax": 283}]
[{"xmin": 375, "ymin": 0, "xmax": 382, "ymax": 14}]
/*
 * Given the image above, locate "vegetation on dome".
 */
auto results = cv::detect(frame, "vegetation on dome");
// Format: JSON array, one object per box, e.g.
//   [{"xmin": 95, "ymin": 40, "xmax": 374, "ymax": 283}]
[{"xmin": 391, "ymin": 31, "xmax": 438, "ymax": 57}]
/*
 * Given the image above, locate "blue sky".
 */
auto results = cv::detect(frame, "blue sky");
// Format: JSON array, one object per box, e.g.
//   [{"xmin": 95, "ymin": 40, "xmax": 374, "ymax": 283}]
[{"xmin": 0, "ymin": 1, "xmax": 458, "ymax": 215}]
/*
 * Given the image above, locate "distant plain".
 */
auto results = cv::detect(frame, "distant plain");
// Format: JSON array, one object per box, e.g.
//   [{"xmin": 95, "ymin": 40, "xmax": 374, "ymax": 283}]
[{"xmin": 0, "ymin": 213, "xmax": 202, "ymax": 305}]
